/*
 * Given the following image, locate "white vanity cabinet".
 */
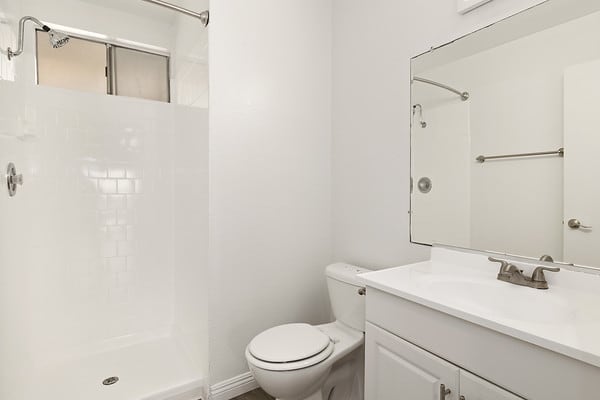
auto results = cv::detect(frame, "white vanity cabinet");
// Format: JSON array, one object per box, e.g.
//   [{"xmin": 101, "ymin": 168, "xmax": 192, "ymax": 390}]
[
  {"xmin": 366, "ymin": 323, "xmax": 522, "ymax": 400},
  {"xmin": 365, "ymin": 322, "xmax": 459, "ymax": 400},
  {"xmin": 363, "ymin": 286, "xmax": 600, "ymax": 399}
]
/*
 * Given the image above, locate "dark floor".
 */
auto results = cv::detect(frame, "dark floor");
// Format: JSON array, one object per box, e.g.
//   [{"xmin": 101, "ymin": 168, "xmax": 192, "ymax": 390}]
[{"xmin": 232, "ymin": 388, "xmax": 275, "ymax": 400}]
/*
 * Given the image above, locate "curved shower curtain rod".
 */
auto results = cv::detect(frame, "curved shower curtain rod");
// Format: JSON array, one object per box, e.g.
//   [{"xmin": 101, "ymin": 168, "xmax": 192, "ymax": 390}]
[
  {"xmin": 412, "ymin": 76, "xmax": 470, "ymax": 101},
  {"xmin": 141, "ymin": 0, "xmax": 209, "ymax": 26}
]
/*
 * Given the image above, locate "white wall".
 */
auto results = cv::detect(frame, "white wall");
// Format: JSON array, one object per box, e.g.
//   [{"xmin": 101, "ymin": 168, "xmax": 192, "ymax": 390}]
[
  {"xmin": 331, "ymin": 0, "xmax": 547, "ymax": 268},
  {"xmin": 208, "ymin": 0, "xmax": 333, "ymax": 385}
]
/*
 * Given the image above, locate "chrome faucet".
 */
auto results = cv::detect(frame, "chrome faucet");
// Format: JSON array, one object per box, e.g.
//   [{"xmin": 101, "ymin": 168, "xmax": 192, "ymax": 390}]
[{"xmin": 488, "ymin": 257, "xmax": 560, "ymax": 290}]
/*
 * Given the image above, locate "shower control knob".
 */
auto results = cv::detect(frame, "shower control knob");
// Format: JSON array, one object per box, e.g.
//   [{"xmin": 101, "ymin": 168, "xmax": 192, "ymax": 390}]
[{"xmin": 6, "ymin": 162, "xmax": 23, "ymax": 197}]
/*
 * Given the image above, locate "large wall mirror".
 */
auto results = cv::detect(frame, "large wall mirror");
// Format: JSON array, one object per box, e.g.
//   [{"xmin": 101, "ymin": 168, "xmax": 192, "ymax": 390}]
[{"xmin": 410, "ymin": 0, "xmax": 600, "ymax": 267}]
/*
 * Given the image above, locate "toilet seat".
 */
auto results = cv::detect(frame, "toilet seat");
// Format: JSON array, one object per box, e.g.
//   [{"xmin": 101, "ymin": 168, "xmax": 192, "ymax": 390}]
[{"xmin": 247, "ymin": 323, "xmax": 335, "ymax": 371}]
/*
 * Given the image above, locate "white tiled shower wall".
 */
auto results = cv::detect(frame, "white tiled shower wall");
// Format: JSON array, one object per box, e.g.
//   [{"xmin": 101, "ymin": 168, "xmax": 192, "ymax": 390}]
[
  {"xmin": 6, "ymin": 82, "xmax": 173, "ymax": 353},
  {"xmin": 0, "ymin": 79, "xmax": 207, "ymax": 378}
]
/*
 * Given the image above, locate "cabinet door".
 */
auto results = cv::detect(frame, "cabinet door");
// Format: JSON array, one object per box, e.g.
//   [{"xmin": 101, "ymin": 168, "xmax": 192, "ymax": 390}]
[
  {"xmin": 460, "ymin": 370, "xmax": 524, "ymax": 400},
  {"xmin": 365, "ymin": 323, "xmax": 459, "ymax": 400}
]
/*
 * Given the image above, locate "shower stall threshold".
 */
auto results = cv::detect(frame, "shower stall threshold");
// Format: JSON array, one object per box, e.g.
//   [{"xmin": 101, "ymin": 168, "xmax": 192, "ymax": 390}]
[{"xmin": 28, "ymin": 336, "xmax": 205, "ymax": 400}]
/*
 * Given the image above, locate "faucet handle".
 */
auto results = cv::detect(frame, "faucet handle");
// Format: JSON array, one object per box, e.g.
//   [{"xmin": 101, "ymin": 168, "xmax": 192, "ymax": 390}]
[
  {"xmin": 488, "ymin": 257, "xmax": 514, "ymax": 272},
  {"xmin": 488, "ymin": 256, "xmax": 508, "ymax": 269},
  {"xmin": 532, "ymin": 266, "xmax": 560, "ymax": 282},
  {"xmin": 489, "ymin": 256, "xmax": 521, "ymax": 275}
]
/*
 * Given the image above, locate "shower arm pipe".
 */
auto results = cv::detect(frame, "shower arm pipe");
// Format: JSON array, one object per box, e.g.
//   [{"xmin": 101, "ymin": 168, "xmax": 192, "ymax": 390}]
[
  {"xmin": 8, "ymin": 16, "xmax": 50, "ymax": 60},
  {"xmin": 140, "ymin": 0, "xmax": 209, "ymax": 26},
  {"xmin": 412, "ymin": 76, "xmax": 470, "ymax": 101}
]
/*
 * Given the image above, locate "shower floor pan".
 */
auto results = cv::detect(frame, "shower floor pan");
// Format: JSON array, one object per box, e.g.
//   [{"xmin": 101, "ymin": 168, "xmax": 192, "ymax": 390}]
[{"xmin": 30, "ymin": 337, "xmax": 204, "ymax": 400}]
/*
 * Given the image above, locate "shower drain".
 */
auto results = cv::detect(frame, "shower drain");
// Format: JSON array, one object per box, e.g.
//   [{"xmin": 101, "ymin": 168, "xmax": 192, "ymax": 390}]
[{"xmin": 102, "ymin": 376, "xmax": 119, "ymax": 386}]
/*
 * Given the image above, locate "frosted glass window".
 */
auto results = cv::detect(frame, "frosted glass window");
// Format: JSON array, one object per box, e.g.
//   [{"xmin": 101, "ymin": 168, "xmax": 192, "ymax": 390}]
[
  {"xmin": 113, "ymin": 47, "xmax": 169, "ymax": 103},
  {"xmin": 36, "ymin": 31, "xmax": 171, "ymax": 103},
  {"xmin": 37, "ymin": 31, "xmax": 107, "ymax": 94}
]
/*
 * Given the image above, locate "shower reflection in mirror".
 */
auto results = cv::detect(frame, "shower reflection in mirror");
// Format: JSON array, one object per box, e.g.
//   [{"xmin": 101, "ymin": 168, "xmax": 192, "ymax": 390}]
[{"xmin": 410, "ymin": 5, "xmax": 600, "ymax": 267}]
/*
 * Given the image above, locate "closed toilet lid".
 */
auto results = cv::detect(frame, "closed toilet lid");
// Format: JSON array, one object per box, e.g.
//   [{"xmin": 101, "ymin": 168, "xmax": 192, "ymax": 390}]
[{"xmin": 248, "ymin": 323, "xmax": 331, "ymax": 363}]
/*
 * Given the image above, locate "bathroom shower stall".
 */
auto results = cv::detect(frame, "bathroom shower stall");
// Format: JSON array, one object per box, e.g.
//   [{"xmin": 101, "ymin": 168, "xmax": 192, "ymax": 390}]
[{"xmin": 0, "ymin": 0, "xmax": 209, "ymax": 399}]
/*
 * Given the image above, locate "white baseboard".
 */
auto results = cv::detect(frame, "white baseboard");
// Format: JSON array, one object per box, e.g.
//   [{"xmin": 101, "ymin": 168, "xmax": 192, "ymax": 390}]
[{"xmin": 209, "ymin": 372, "xmax": 259, "ymax": 400}]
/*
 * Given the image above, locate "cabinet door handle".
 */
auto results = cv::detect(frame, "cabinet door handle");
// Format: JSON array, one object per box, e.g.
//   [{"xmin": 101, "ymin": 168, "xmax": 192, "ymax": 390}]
[
  {"xmin": 459, "ymin": 396, "xmax": 466, "ymax": 400},
  {"xmin": 440, "ymin": 384, "xmax": 451, "ymax": 399}
]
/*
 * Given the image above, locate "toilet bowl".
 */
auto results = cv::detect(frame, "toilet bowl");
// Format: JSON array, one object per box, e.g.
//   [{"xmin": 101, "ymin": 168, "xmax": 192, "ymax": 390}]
[{"xmin": 245, "ymin": 263, "xmax": 371, "ymax": 400}]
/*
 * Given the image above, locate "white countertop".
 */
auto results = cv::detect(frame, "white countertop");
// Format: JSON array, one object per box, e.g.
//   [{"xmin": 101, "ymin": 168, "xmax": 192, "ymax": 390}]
[{"xmin": 359, "ymin": 246, "xmax": 600, "ymax": 368}]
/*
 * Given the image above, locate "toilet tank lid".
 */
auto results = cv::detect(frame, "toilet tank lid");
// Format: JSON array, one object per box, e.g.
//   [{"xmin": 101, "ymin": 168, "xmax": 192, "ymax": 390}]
[{"xmin": 326, "ymin": 263, "xmax": 371, "ymax": 286}]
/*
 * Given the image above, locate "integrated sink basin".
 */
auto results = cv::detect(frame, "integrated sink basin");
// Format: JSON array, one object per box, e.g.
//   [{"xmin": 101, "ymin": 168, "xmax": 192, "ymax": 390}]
[{"xmin": 359, "ymin": 245, "xmax": 600, "ymax": 368}]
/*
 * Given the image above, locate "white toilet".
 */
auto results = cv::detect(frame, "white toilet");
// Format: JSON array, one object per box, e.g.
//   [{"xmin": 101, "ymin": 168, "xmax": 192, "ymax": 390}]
[{"xmin": 245, "ymin": 263, "xmax": 371, "ymax": 400}]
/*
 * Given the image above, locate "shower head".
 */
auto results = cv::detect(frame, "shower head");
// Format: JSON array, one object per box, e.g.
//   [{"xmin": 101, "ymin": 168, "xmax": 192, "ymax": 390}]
[
  {"xmin": 48, "ymin": 29, "xmax": 70, "ymax": 49},
  {"xmin": 6, "ymin": 16, "xmax": 70, "ymax": 60}
]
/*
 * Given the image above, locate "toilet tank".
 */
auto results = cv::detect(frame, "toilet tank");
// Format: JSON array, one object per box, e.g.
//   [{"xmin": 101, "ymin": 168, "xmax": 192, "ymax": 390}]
[{"xmin": 326, "ymin": 263, "xmax": 372, "ymax": 332}]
